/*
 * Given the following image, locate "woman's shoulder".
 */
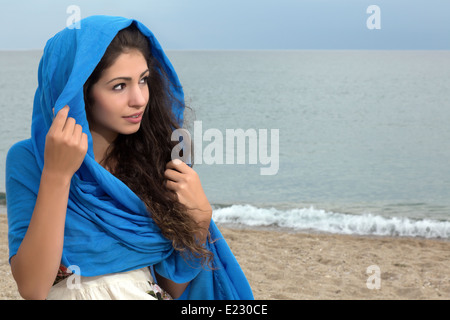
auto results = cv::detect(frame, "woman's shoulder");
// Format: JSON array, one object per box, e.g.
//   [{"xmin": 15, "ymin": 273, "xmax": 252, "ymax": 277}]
[
  {"xmin": 7, "ymin": 139, "xmax": 34, "ymax": 158},
  {"xmin": 6, "ymin": 139, "xmax": 40, "ymax": 177}
]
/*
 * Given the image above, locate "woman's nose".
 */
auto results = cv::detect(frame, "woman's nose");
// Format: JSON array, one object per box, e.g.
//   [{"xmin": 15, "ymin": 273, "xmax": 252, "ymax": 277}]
[{"xmin": 129, "ymin": 84, "xmax": 148, "ymax": 108}]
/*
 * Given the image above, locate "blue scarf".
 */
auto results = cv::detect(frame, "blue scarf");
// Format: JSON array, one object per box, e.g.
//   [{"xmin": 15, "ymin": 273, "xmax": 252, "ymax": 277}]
[{"xmin": 6, "ymin": 15, "xmax": 253, "ymax": 300}]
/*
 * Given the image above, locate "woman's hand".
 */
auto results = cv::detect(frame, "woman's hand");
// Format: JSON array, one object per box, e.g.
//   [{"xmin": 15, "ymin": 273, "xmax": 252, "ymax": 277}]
[
  {"xmin": 158, "ymin": 159, "xmax": 212, "ymax": 298},
  {"xmin": 164, "ymin": 159, "xmax": 212, "ymax": 241},
  {"xmin": 43, "ymin": 105, "xmax": 88, "ymax": 181}
]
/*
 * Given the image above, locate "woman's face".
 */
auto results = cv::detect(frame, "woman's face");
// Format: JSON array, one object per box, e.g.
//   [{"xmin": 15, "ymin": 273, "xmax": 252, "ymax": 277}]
[{"xmin": 89, "ymin": 49, "xmax": 150, "ymax": 140}]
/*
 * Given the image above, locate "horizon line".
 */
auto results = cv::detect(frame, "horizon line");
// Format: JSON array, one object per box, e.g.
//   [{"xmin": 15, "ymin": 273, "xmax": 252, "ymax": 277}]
[{"xmin": 1, "ymin": 48, "xmax": 450, "ymax": 52}]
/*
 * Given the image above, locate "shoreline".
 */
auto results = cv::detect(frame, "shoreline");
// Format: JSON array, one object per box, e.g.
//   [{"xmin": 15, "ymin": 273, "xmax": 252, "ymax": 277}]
[
  {"xmin": 2, "ymin": 203, "xmax": 450, "ymax": 240},
  {"xmin": 1, "ymin": 209, "xmax": 449, "ymax": 243},
  {"xmin": 1, "ymin": 214, "xmax": 449, "ymax": 300}
]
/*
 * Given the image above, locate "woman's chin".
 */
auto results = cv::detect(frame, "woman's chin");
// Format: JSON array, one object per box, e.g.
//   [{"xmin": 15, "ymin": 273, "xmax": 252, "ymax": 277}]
[{"xmin": 120, "ymin": 125, "xmax": 141, "ymax": 135}]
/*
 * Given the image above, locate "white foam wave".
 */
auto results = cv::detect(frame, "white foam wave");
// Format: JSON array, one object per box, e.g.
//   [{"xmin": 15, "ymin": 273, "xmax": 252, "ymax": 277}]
[{"xmin": 212, "ymin": 204, "xmax": 450, "ymax": 239}]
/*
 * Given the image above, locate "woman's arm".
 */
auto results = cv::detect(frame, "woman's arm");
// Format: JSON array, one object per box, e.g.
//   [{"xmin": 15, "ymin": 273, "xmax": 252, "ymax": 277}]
[
  {"xmin": 154, "ymin": 227, "xmax": 209, "ymax": 299},
  {"xmin": 154, "ymin": 218, "xmax": 210, "ymax": 299},
  {"xmin": 160, "ymin": 159, "xmax": 212, "ymax": 299},
  {"xmin": 154, "ymin": 273, "xmax": 190, "ymax": 300},
  {"xmin": 10, "ymin": 106, "xmax": 88, "ymax": 300},
  {"xmin": 11, "ymin": 171, "xmax": 71, "ymax": 300}
]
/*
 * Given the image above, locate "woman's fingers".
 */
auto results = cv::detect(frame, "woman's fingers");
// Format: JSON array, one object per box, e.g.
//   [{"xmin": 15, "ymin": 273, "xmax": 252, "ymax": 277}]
[
  {"xmin": 166, "ymin": 159, "xmax": 189, "ymax": 174},
  {"xmin": 62, "ymin": 117, "xmax": 76, "ymax": 138},
  {"xmin": 165, "ymin": 179, "xmax": 178, "ymax": 192},
  {"xmin": 44, "ymin": 105, "xmax": 88, "ymax": 178},
  {"xmin": 49, "ymin": 106, "xmax": 70, "ymax": 133},
  {"xmin": 50, "ymin": 106, "xmax": 84, "ymax": 145},
  {"xmin": 164, "ymin": 167, "xmax": 183, "ymax": 182},
  {"xmin": 81, "ymin": 132, "xmax": 88, "ymax": 149},
  {"xmin": 73, "ymin": 124, "xmax": 84, "ymax": 144},
  {"xmin": 164, "ymin": 159, "xmax": 212, "ymax": 241}
]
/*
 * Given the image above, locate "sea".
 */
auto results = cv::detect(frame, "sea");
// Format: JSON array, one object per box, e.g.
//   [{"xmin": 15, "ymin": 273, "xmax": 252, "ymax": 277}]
[{"xmin": 1, "ymin": 50, "xmax": 449, "ymax": 239}]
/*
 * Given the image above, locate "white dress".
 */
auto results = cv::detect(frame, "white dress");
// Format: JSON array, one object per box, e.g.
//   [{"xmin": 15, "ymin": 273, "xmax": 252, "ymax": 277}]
[{"xmin": 47, "ymin": 267, "xmax": 171, "ymax": 300}]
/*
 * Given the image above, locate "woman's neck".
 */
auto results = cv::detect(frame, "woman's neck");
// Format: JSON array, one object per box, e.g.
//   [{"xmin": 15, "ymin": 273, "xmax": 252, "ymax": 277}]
[{"xmin": 90, "ymin": 127, "xmax": 118, "ymax": 168}]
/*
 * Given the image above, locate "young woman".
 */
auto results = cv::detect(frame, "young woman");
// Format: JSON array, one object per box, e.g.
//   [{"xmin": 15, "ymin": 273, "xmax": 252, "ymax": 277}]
[{"xmin": 6, "ymin": 15, "xmax": 253, "ymax": 300}]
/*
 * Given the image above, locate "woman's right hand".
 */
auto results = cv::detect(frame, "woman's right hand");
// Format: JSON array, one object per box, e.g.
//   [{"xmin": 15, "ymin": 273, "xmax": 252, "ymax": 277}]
[{"xmin": 43, "ymin": 105, "xmax": 88, "ymax": 181}]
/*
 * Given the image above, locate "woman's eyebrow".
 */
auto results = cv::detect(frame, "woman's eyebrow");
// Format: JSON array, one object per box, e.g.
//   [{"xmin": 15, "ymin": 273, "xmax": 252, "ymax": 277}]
[{"xmin": 106, "ymin": 69, "xmax": 149, "ymax": 84}]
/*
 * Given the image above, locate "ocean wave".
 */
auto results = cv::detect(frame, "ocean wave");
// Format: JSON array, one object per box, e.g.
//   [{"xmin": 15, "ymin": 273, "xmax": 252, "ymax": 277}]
[{"xmin": 212, "ymin": 204, "xmax": 450, "ymax": 239}]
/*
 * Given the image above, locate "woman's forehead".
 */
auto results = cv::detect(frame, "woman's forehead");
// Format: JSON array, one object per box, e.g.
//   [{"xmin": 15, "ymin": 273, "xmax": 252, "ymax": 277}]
[{"xmin": 100, "ymin": 50, "xmax": 148, "ymax": 81}]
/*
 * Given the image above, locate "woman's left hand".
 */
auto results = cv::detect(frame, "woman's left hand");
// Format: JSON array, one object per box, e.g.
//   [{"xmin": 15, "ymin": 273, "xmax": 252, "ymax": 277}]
[{"xmin": 164, "ymin": 159, "xmax": 212, "ymax": 240}]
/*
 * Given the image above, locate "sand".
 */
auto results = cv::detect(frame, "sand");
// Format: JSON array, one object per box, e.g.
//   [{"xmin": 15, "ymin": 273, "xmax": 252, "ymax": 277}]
[
  {"xmin": 221, "ymin": 226, "xmax": 449, "ymax": 300},
  {"xmin": 1, "ymin": 214, "xmax": 449, "ymax": 300}
]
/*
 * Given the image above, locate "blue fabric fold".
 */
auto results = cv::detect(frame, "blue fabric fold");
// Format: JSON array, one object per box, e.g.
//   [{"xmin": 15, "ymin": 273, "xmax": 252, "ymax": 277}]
[{"xmin": 6, "ymin": 15, "xmax": 253, "ymax": 300}]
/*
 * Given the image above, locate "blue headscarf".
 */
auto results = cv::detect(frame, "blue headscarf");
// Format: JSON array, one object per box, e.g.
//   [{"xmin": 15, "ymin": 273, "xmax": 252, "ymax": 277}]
[{"xmin": 6, "ymin": 15, "xmax": 253, "ymax": 300}]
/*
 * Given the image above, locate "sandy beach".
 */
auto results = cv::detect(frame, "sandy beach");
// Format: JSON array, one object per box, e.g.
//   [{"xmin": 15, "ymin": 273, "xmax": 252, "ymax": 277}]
[{"xmin": 0, "ymin": 213, "xmax": 449, "ymax": 300}]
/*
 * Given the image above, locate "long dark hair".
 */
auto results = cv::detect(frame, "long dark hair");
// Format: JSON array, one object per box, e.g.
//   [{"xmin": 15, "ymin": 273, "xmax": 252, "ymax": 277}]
[{"xmin": 83, "ymin": 24, "xmax": 212, "ymax": 266}]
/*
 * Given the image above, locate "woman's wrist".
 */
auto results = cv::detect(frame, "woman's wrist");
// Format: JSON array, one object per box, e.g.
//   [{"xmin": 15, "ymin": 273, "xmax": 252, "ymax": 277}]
[
  {"xmin": 41, "ymin": 167, "xmax": 73, "ymax": 187},
  {"xmin": 193, "ymin": 207, "xmax": 212, "ymax": 244}
]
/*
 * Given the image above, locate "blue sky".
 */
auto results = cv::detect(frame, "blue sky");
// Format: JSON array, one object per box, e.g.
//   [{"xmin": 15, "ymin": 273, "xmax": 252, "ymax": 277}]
[{"xmin": 1, "ymin": 0, "xmax": 449, "ymax": 50}]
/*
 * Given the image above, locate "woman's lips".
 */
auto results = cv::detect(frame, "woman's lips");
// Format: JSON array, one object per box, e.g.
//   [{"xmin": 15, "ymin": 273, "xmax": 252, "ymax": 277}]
[{"xmin": 123, "ymin": 112, "xmax": 143, "ymax": 124}]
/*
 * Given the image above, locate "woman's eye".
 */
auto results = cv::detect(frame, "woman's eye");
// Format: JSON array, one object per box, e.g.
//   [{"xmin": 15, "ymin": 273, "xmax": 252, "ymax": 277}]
[
  {"xmin": 139, "ymin": 76, "xmax": 149, "ymax": 84},
  {"xmin": 113, "ymin": 83, "xmax": 125, "ymax": 91}
]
